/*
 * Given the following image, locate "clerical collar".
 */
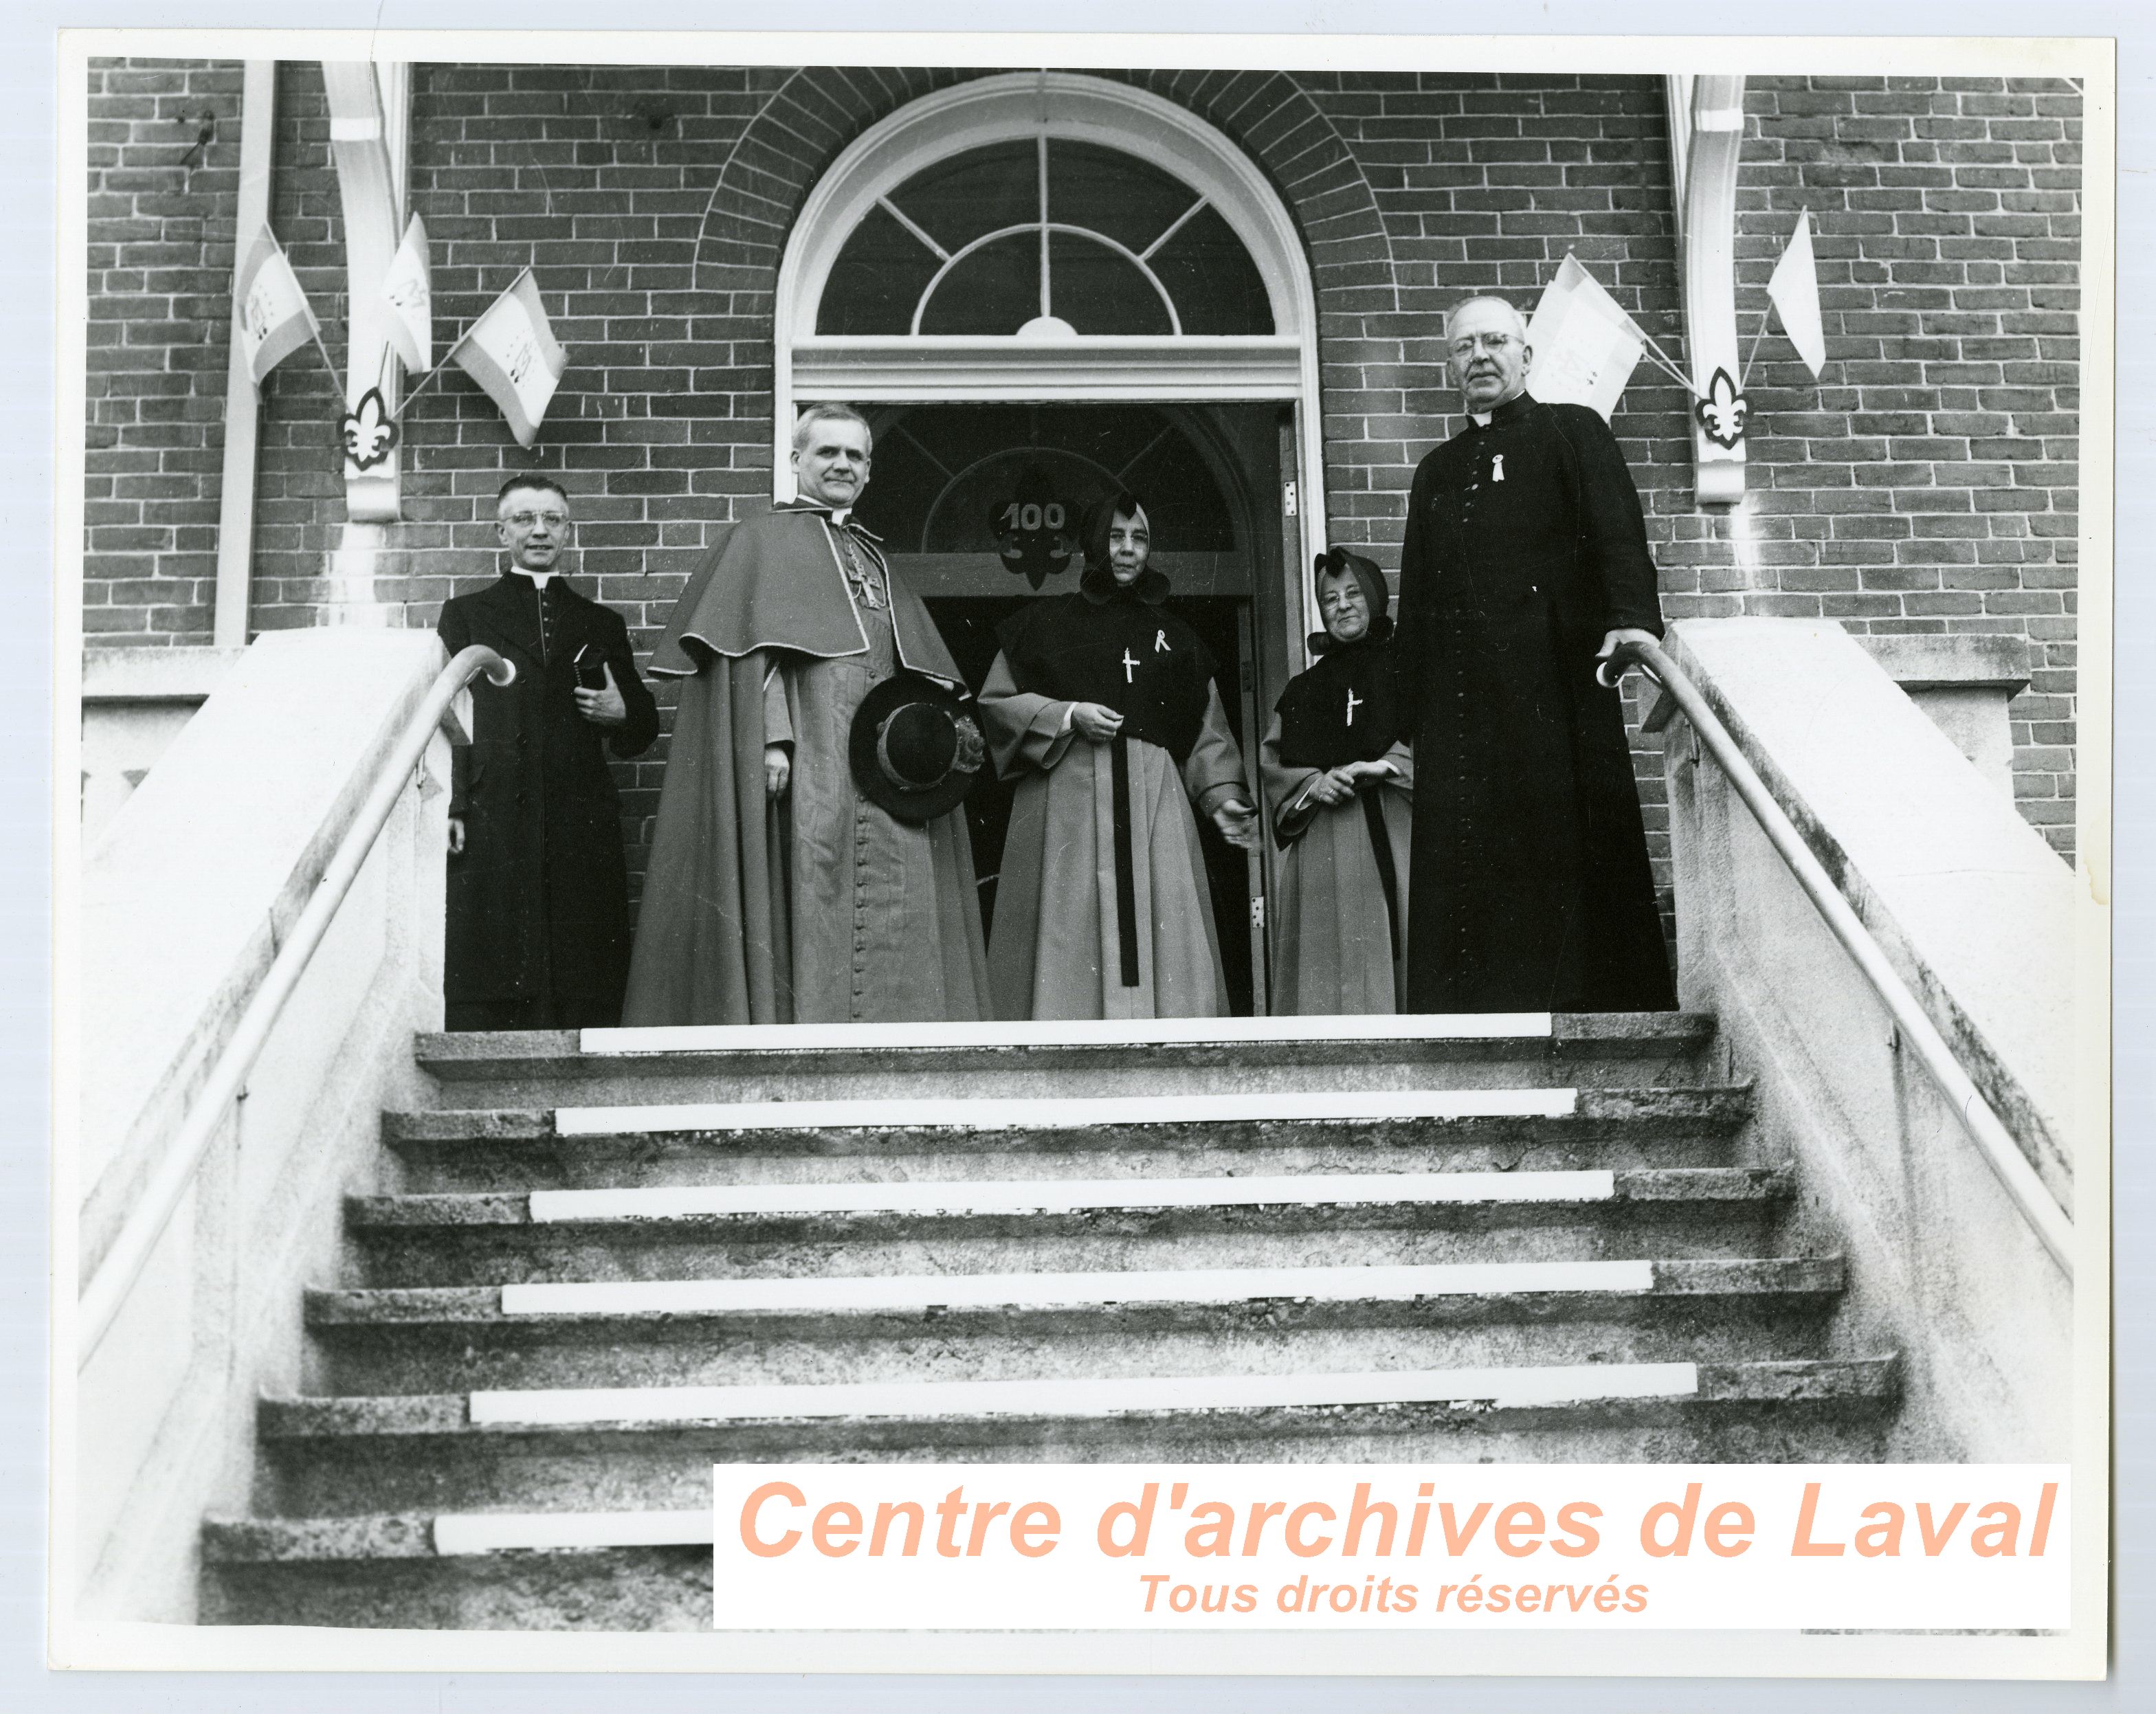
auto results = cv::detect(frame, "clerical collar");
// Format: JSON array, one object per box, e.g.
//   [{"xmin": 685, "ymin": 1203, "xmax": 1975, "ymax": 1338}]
[
  {"xmin": 777, "ymin": 498, "xmax": 879, "ymax": 537},
  {"xmin": 1469, "ymin": 392, "xmax": 1537, "ymax": 429},
  {"xmin": 508, "ymin": 566, "xmax": 559, "ymax": 591}
]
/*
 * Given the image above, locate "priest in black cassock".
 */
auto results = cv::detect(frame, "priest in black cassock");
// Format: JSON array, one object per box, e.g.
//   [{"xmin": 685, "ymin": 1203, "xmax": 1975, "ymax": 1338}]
[
  {"xmin": 1394, "ymin": 296, "xmax": 1678, "ymax": 1014},
  {"xmin": 438, "ymin": 475, "xmax": 660, "ymax": 1032}
]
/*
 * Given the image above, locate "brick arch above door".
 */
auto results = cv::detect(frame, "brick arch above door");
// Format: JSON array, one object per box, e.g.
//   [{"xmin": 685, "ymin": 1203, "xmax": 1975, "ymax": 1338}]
[{"xmin": 690, "ymin": 67, "xmax": 1397, "ymax": 337}]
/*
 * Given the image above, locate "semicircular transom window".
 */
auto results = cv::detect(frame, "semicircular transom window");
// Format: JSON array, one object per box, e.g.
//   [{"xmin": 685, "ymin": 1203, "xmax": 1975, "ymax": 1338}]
[{"xmin": 817, "ymin": 136, "xmax": 1275, "ymax": 338}]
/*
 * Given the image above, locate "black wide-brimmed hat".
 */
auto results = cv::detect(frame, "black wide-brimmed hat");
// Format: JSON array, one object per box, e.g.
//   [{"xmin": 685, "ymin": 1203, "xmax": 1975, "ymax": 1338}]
[{"xmin": 847, "ymin": 674, "xmax": 990, "ymax": 823}]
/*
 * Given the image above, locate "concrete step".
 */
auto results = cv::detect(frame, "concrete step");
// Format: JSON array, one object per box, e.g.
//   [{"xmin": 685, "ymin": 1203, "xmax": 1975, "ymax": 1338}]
[
  {"xmin": 382, "ymin": 1084, "xmax": 1755, "ymax": 1194},
  {"xmin": 344, "ymin": 1168, "xmax": 1789, "ymax": 1286},
  {"xmin": 247, "ymin": 1357, "xmax": 1900, "ymax": 1522},
  {"xmin": 308, "ymin": 1254, "xmax": 1847, "ymax": 1392},
  {"xmin": 315, "ymin": 1305, "xmax": 1841, "ymax": 1396},
  {"xmin": 357, "ymin": 1166, "xmax": 1786, "ymax": 1230},
  {"xmin": 394, "ymin": 1130, "xmax": 1740, "ymax": 1194},
  {"xmin": 410, "ymin": 1012, "xmax": 1718, "ymax": 1109}
]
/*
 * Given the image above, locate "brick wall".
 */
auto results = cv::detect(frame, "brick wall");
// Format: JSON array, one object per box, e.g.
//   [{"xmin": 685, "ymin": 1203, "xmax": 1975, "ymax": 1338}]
[
  {"xmin": 1737, "ymin": 76, "xmax": 2081, "ymax": 858},
  {"xmin": 83, "ymin": 60, "xmax": 2084, "ymax": 911},
  {"xmin": 83, "ymin": 58, "xmax": 245, "ymax": 644}
]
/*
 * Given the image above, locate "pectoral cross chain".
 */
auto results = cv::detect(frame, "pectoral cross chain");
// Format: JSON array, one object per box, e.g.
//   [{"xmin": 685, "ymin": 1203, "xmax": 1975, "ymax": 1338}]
[
  {"xmin": 1122, "ymin": 648, "xmax": 1140, "ymax": 684},
  {"xmin": 1346, "ymin": 688, "xmax": 1362, "ymax": 726}
]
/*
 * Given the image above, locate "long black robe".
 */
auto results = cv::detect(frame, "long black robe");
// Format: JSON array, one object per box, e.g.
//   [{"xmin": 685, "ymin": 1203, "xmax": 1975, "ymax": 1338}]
[
  {"xmin": 438, "ymin": 572, "xmax": 659, "ymax": 1029},
  {"xmin": 1394, "ymin": 392, "xmax": 1676, "ymax": 1014}
]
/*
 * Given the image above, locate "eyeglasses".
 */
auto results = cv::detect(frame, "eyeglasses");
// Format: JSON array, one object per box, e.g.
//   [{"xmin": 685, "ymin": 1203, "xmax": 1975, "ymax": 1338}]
[
  {"xmin": 505, "ymin": 511, "xmax": 568, "ymax": 529},
  {"xmin": 1448, "ymin": 333, "xmax": 1520, "ymax": 358}
]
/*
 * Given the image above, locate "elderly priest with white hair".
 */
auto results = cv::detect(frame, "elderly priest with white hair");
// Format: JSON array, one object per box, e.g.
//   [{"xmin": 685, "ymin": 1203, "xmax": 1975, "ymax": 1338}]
[
  {"xmin": 1394, "ymin": 293, "xmax": 1678, "ymax": 1015},
  {"xmin": 622, "ymin": 403, "xmax": 991, "ymax": 1025}
]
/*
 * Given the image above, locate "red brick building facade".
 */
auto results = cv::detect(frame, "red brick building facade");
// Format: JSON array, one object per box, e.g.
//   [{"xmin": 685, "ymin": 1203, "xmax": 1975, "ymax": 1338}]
[{"xmin": 83, "ymin": 59, "xmax": 2082, "ymax": 937}]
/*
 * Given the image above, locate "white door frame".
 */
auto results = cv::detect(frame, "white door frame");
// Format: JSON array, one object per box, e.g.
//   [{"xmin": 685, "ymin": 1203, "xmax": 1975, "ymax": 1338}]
[{"xmin": 772, "ymin": 71, "xmax": 1329, "ymax": 647}]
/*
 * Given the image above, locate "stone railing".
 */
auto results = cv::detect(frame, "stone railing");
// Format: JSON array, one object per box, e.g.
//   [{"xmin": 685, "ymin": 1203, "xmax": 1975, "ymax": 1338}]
[
  {"xmin": 1658, "ymin": 618, "xmax": 2087, "ymax": 1464},
  {"xmin": 67, "ymin": 628, "xmax": 461, "ymax": 1623}
]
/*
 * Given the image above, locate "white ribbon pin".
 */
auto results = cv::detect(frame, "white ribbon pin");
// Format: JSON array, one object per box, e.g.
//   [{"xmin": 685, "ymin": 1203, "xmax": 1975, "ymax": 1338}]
[
  {"xmin": 1492, "ymin": 454, "xmax": 1506, "ymax": 482},
  {"xmin": 1155, "ymin": 629, "xmax": 1170, "ymax": 652}
]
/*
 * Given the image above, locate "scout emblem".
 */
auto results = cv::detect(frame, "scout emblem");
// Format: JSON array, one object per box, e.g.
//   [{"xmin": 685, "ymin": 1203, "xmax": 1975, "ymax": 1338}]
[{"xmin": 989, "ymin": 464, "xmax": 1076, "ymax": 590}]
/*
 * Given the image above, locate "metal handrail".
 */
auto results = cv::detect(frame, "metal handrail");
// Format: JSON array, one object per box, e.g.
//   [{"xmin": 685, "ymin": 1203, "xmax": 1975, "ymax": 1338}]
[
  {"xmin": 1612, "ymin": 638, "xmax": 2074, "ymax": 1279},
  {"xmin": 78, "ymin": 644, "xmax": 515, "ymax": 1362}
]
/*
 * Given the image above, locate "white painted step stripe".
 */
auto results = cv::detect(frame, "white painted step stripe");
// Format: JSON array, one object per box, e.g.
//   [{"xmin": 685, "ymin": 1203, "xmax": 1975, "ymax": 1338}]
[
  {"xmin": 582, "ymin": 1013, "xmax": 1553, "ymax": 1056},
  {"xmin": 527, "ymin": 1170, "xmax": 1616, "ymax": 1224},
  {"xmin": 553, "ymin": 1087, "xmax": 1579, "ymax": 1139},
  {"xmin": 469, "ymin": 1361, "xmax": 1702, "ymax": 1429},
  {"xmin": 499, "ymin": 1258, "xmax": 1655, "ymax": 1318},
  {"xmin": 434, "ymin": 1509, "xmax": 713, "ymax": 1556}
]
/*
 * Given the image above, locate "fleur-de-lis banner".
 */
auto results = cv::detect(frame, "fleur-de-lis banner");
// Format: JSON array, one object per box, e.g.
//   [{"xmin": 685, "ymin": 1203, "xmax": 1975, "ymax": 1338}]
[
  {"xmin": 233, "ymin": 226, "xmax": 322, "ymax": 388},
  {"xmin": 447, "ymin": 269, "xmax": 569, "ymax": 449}
]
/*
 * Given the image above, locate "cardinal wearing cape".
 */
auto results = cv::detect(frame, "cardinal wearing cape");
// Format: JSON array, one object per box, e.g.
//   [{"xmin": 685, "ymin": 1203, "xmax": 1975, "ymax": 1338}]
[
  {"xmin": 977, "ymin": 493, "xmax": 1257, "ymax": 1020},
  {"xmin": 620, "ymin": 500, "xmax": 990, "ymax": 1025},
  {"xmin": 1260, "ymin": 549, "xmax": 1414, "ymax": 1015}
]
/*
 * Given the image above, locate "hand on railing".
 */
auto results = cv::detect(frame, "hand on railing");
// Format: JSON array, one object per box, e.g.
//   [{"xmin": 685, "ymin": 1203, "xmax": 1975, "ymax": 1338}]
[{"xmin": 1594, "ymin": 627, "xmax": 1663, "ymax": 689}]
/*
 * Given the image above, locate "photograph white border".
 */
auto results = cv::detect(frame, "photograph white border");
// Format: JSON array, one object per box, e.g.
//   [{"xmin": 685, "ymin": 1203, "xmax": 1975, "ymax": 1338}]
[{"xmin": 40, "ymin": 16, "xmax": 2118, "ymax": 1688}]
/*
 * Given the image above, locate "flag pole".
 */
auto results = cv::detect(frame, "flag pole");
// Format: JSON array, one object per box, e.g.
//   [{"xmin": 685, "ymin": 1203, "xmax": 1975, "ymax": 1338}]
[
  {"xmin": 305, "ymin": 322, "xmax": 342, "ymax": 392},
  {"xmin": 389, "ymin": 338, "xmax": 465, "ymax": 423},
  {"xmin": 1636, "ymin": 333, "xmax": 1703, "ymax": 398},
  {"xmin": 1740, "ymin": 305, "xmax": 1775, "ymax": 390}
]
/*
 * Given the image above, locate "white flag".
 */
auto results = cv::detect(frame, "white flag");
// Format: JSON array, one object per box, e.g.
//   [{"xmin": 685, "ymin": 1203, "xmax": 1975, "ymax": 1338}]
[
  {"xmin": 232, "ymin": 226, "xmax": 320, "ymax": 388},
  {"xmin": 450, "ymin": 269, "xmax": 569, "ymax": 448},
  {"xmin": 1524, "ymin": 254, "xmax": 1647, "ymax": 421},
  {"xmin": 381, "ymin": 212, "xmax": 432, "ymax": 373},
  {"xmin": 1766, "ymin": 210, "xmax": 1827, "ymax": 379}
]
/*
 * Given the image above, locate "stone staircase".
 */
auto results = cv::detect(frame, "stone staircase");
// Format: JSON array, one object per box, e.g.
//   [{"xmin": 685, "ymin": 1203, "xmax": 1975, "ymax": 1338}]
[{"xmin": 200, "ymin": 1013, "xmax": 1900, "ymax": 1629}]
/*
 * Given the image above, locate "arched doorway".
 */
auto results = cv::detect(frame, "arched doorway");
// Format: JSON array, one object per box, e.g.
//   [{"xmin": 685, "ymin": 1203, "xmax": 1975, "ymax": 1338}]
[{"xmin": 776, "ymin": 74, "xmax": 1326, "ymax": 1012}]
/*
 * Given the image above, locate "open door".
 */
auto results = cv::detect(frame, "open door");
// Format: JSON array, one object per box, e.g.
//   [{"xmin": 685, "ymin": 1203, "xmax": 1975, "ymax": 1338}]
[{"xmin": 858, "ymin": 401, "xmax": 1292, "ymax": 1014}]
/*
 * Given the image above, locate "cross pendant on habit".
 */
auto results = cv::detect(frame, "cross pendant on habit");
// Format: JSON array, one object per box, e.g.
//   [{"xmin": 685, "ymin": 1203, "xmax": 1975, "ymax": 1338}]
[
  {"xmin": 1346, "ymin": 688, "xmax": 1362, "ymax": 726},
  {"xmin": 1121, "ymin": 649, "xmax": 1140, "ymax": 684}
]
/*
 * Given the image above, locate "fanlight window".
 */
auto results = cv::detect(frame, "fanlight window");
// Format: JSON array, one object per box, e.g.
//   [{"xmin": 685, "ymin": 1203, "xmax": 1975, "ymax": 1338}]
[{"xmin": 817, "ymin": 136, "xmax": 1274, "ymax": 338}]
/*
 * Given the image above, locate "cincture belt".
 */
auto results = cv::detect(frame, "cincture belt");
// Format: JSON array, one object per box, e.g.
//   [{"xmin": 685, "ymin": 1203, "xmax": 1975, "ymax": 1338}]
[
  {"xmin": 1111, "ymin": 733, "xmax": 1140, "ymax": 988},
  {"xmin": 1361, "ymin": 788, "xmax": 1403, "ymax": 964}
]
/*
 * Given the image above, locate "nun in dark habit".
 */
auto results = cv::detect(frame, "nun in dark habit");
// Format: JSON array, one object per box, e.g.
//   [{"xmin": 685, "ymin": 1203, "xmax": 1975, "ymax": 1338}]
[
  {"xmin": 977, "ymin": 491, "xmax": 1260, "ymax": 1020},
  {"xmin": 1260, "ymin": 548, "xmax": 1414, "ymax": 1015}
]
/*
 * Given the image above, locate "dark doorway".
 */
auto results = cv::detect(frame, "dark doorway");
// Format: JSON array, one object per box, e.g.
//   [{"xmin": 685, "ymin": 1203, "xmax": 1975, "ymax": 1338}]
[{"xmin": 858, "ymin": 402, "xmax": 1287, "ymax": 1015}]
